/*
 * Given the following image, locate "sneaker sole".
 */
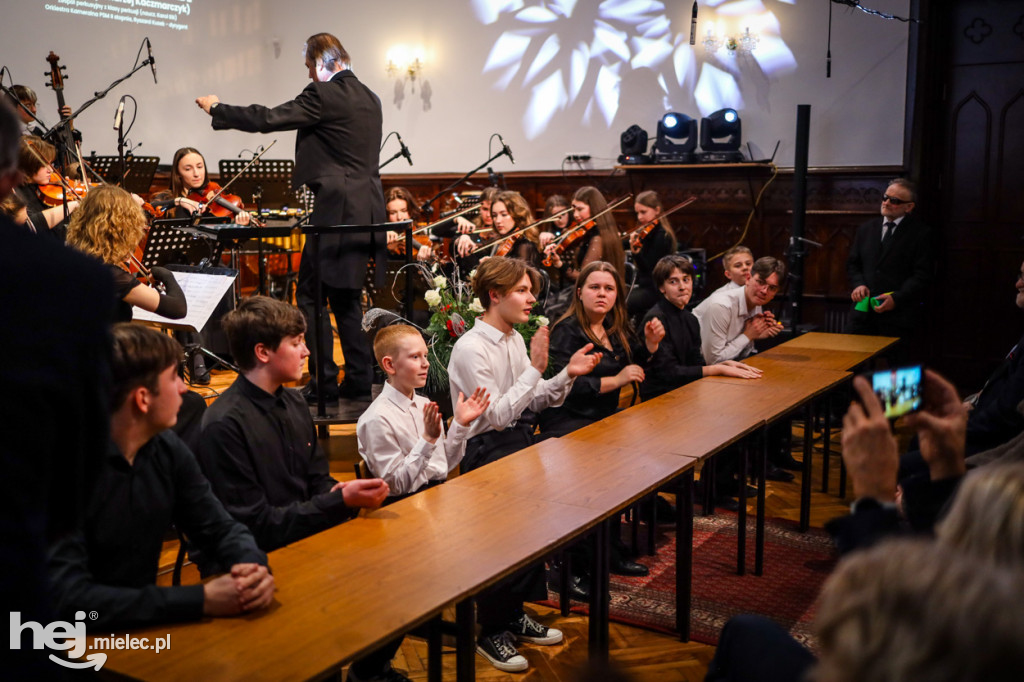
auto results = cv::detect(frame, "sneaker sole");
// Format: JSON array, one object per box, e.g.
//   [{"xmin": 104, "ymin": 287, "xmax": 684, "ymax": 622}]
[
  {"xmin": 515, "ymin": 631, "xmax": 563, "ymax": 645},
  {"xmin": 475, "ymin": 645, "xmax": 528, "ymax": 672}
]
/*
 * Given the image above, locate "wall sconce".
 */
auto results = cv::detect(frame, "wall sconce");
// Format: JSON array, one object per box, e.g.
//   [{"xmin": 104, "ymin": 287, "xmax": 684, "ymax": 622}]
[
  {"xmin": 702, "ymin": 26, "xmax": 758, "ymax": 56},
  {"xmin": 385, "ymin": 46, "xmax": 424, "ymax": 81}
]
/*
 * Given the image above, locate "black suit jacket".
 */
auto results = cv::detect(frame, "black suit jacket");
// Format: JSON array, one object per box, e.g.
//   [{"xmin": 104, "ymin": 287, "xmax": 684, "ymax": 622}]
[
  {"xmin": 846, "ymin": 213, "xmax": 932, "ymax": 331},
  {"xmin": 211, "ymin": 70, "xmax": 386, "ymax": 289}
]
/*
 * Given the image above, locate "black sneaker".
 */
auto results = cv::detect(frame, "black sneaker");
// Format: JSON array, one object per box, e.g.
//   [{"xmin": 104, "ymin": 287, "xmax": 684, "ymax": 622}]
[
  {"xmin": 507, "ymin": 612, "xmax": 563, "ymax": 645},
  {"xmin": 476, "ymin": 632, "xmax": 528, "ymax": 672}
]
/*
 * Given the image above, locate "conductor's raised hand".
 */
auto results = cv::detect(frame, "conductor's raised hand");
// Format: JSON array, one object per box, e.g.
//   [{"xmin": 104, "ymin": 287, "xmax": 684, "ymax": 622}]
[
  {"xmin": 530, "ymin": 325, "xmax": 550, "ymax": 373},
  {"xmin": 567, "ymin": 343, "xmax": 602, "ymax": 377},
  {"xmin": 422, "ymin": 401, "xmax": 443, "ymax": 443},
  {"xmin": 195, "ymin": 95, "xmax": 220, "ymax": 114},
  {"xmin": 644, "ymin": 317, "xmax": 665, "ymax": 353},
  {"xmin": 455, "ymin": 388, "xmax": 491, "ymax": 427},
  {"xmin": 338, "ymin": 478, "xmax": 389, "ymax": 508}
]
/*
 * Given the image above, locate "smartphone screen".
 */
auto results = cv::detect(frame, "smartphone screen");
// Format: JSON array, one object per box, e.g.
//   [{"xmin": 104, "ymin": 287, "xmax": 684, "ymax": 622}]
[{"xmin": 871, "ymin": 365, "xmax": 923, "ymax": 419}]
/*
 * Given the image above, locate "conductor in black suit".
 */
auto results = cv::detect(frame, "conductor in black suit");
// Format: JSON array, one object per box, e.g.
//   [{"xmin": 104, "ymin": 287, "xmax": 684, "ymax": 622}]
[
  {"xmin": 196, "ymin": 33, "xmax": 385, "ymax": 403},
  {"xmin": 847, "ymin": 178, "xmax": 932, "ymax": 340}
]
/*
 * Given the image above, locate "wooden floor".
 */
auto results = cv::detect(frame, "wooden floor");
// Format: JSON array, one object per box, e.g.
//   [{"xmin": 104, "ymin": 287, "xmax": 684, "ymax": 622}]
[{"xmin": 169, "ymin": 345, "xmax": 854, "ymax": 682}]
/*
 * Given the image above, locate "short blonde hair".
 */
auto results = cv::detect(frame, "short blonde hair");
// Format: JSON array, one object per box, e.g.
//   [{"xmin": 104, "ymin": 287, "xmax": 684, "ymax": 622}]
[
  {"xmin": 936, "ymin": 462, "xmax": 1024, "ymax": 569},
  {"xmin": 66, "ymin": 185, "xmax": 146, "ymax": 265},
  {"xmin": 722, "ymin": 245, "xmax": 752, "ymax": 268},
  {"xmin": 373, "ymin": 324, "xmax": 423, "ymax": 368}
]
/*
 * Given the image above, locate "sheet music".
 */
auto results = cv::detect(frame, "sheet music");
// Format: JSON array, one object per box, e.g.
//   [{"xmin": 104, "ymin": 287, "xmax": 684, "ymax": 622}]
[{"xmin": 132, "ymin": 271, "xmax": 236, "ymax": 332}]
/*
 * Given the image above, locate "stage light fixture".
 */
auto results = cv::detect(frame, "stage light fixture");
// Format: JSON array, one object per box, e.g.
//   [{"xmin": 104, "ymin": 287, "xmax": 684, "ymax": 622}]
[
  {"xmin": 697, "ymin": 108, "xmax": 744, "ymax": 163},
  {"xmin": 618, "ymin": 124, "xmax": 651, "ymax": 165},
  {"xmin": 653, "ymin": 111, "xmax": 697, "ymax": 164}
]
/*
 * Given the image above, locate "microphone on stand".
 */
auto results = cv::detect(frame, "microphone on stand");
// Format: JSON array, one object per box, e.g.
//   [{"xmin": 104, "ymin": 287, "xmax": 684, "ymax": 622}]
[
  {"xmin": 112, "ymin": 97, "xmax": 125, "ymax": 130},
  {"xmin": 146, "ymin": 38, "xmax": 158, "ymax": 84},
  {"xmin": 498, "ymin": 134, "xmax": 515, "ymax": 164},
  {"xmin": 487, "ymin": 167, "xmax": 499, "ymax": 187},
  {"xmin": 397, "ymin": 133, "xmax": 413, "ymax": 166},
  {"xmin": 690, "ymin": 2, "xmax": 698, "ymax": 46}
]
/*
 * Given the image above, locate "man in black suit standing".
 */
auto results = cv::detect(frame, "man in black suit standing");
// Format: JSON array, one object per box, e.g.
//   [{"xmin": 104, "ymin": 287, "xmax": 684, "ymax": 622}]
[
  {"xmin": 196, "ymin": 33, "xmax": 385, "ymax": 404},
  {"xmin": 847, "ymin": 178, "xmax": 932, "ymax": 340}
]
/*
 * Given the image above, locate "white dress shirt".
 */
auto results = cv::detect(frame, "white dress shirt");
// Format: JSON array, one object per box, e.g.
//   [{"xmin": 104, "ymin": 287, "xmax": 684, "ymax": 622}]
[
  {"xmin": 696, "ymin": 285, "xmax": 761, "ymax": 364},
  {"xmin": 357, "ymin": 381, "xmax": 469, "ymax": 496},
  {"xmin": 691, "ymin": 280, "xmax": 741, "ymax": 319},
  {"xmin": 448, "ymin": 318, "xmax": 575, "ymax": 440}
]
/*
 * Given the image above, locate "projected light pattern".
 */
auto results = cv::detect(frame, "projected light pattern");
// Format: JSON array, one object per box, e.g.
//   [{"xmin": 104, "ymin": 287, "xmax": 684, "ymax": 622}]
[{"xmin": 473, "ymin": 0, "xmax": 797, "ymax": 139}]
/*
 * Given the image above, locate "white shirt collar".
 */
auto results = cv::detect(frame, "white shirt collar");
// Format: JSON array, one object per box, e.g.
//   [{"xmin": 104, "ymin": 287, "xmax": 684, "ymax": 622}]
[
  {"xmin": 473, "ymin": 318, "xmax": 513, "ymax": 344},
  {"xmin": 381, "ymin": 381, "xmax": 416, "ymax": 410}
]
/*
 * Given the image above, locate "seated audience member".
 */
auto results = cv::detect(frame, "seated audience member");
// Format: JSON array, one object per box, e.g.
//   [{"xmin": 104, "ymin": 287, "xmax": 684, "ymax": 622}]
[
  {"xmin": 447, "ymin": 256, "xmax": 600, "ymax": 672},
  {"xmin": 198, "ymin": 296, "xmax": 404, "ymax": 682},
  {"xmin": 691, "ymin": 245, "xmax": 753, "ymax": 319},
  {"xmin": 625, "ymin": 190, "xmax": 679, "ymax": 322},
  {"xmin": 47, "ymin": 324, "xmax": 274, "ymax": 630},
  {"xmin": 813, "ymin": 541, "xmax": 1024, "ymax": 682},
  {"xmin": 541, "ymin": 260, "xmax": 664, "ymax": 439},
  {"xmin": 0, "ymin": 191, "xmax": 29, "ymax": 228},
  {"xmin": 641, "ymin": 255, "xmax": 762, "ymax": 401},
  {"xmin": 695, "ymin": 256, "xmax": 784, "ymax": 364},
  {"xmin": 358, "ymin": 324, "xmax": 490, "ymax": 500},
  {"xmin": 962, "ymin": 259, "xmax": 1024, "ymax": 453}
]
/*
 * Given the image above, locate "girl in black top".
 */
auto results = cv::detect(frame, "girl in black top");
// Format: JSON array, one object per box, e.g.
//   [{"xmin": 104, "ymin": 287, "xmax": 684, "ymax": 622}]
[
  {"xmin": 162, "ymin": 147, "xmax": 254, "ymax": 225},
  {"xmin": 15, "ymin": 136, "xmax": 79, "ymax": 242},
  {"xmin": 541, "ymin": 260, "xmax": 664, "ymax": 437},
  {"xmin": 66, "ymin": 185, "xmax": 186, "ymax": 323},
  {"xmin": 627, "ymin": 190, "xmax": 679, "ymax": 322}
]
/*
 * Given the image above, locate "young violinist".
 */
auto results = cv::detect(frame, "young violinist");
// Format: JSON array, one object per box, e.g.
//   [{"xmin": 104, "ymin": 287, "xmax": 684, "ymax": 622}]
[
  {"xmin": 385, "ymin": 186, "xmax": 432, "ymax": 262},
  {"xmin": 626, "ymin": 190, "xmax": 679, "ymax": 321},
  {"xmin": 541, "ymin": 194, "xmax": 570, "ymax": 247},
  {"xmin": 452, "ymin": 190, "xmax": 544, "ymax": 274},
  {"xmin": 65, "ymin": 184, "xmax": 186, "ymax": 324},
  {"xmin": 15, "ymin": 136, "xmax": 79, "ymax": 241},
  {"xmin": 451, "ymin": 186, "xmax": 499, "ymax": 259},
  {"xmin": 163, "ymin": 147, "xmax": 253, "ymax": 225},
  {"xmin": 543, "ymin": 186, "xmax": 626, "ymax": 283}
]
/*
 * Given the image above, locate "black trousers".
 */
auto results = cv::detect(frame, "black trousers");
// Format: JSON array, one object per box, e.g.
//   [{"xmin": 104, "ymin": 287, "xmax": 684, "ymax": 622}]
[
  {"xmin": 296, "ymin": 255, "xmax": 373, "ymax": 394},
  {"xmin": 704, "ymin": 614, "xmax": 816, "ymax": 682}
]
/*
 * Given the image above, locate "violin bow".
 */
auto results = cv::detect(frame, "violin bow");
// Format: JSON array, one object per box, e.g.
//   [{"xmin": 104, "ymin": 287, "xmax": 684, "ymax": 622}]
[{"xmin": 621, "ymin": 195, "xmax": 698, "ymax": 237}]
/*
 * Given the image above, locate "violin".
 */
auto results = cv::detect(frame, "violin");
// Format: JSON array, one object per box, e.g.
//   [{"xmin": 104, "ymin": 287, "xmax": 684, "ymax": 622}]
[
  {"xmin": 186, "ymin": 181, "xmax": 246, "ymax": 219},
  {"xmin": 625, "ymin": 196, "xmax": 698, "ymax": 245},
  {"xmin": 36, "ymin": 171, "xmax": 91, "ymax": 206},
  {"xmin": 542, "ymin": 195, "xmax": 633, "ymax": 267}
]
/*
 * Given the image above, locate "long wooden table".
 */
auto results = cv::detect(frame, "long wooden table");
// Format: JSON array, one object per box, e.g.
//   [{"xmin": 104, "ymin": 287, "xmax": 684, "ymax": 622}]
[{"xmin": 94, "ymin": 485, "xmax": 605, "ymax": 682}]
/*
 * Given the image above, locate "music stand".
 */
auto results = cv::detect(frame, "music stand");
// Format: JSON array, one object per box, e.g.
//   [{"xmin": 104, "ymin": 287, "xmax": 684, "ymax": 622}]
[
  {"xmin": 302, "ymin": 220, "xmax": 413, "ymax": 433},
  {"xmin": 132, "ymin": 264, "xmax": 240, "ymax": 375},
  {"xmin": 219, "ymin": 158, "xmax": 298, "ymax": 295},
  {"xmin": 88, "ymin": 155, "xmax": 160, "ymax": 195},
  {"xmin": 143, "ymin": 217, "xmax": 227, "ymax": 270}
]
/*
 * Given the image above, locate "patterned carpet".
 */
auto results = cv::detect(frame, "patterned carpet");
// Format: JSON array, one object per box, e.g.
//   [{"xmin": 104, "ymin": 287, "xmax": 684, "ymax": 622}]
[{"xmin": 544, "ymin": 514, "xmax": 837, "ymax": 649}]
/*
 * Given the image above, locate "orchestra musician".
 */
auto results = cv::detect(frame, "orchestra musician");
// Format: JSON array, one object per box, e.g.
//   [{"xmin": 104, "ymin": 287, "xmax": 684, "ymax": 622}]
[
  {"xmin": 452, "ymin": 190, "xmax": 545, "ymax": 275},
  {"xmin": 627, "ymin": 190, "xmax": 679, "ymax": 321},
  {"xmin": 159, "ymin": 147, "xmax": 253, "ymax": 225},
  {"xmin": 15, "ymin": 135, "xmax": 78, "ymax": 241},
  {"xmin": 385, "ymin": 186, "xmax": 432, "ymax": 262},
  {"xmin": 65, "ymin": 184, "xmax": 186, "ymax": 324},
  {"xmin": 544, "ymin": 185, "xmax": 626, "ymax": 283}
]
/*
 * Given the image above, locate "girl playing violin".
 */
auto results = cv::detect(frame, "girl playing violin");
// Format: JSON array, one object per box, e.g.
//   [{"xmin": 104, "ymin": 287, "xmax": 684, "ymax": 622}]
[
  {"xmin": 15, "ymin": 136, "xmax": 79, "ymax": 241},
  {"xmin": 164, "ymin": 147, "xmax": 253, "ymax": 225},
  {"xmin": 543, "ymin": 186, "xmax": 625, "ymax": 283},
  {"xmin": 385, "ymin": 186, "xmax": 432, "ymax": 262},
  {"xmin": 627, "ymin": 190, "xmax": 679, "ymax": 321},
  {"xmin": 452, "ymin": 190, "xmax": 544, "ymax": 273},
  {"xmin": 66, "ymin": 185, "xmax": 186, "ymax": 324}
]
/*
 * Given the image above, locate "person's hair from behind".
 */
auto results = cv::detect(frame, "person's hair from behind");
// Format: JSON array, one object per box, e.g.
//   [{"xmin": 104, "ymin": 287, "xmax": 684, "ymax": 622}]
[
  {"xmin": 722, "ymin": 245, "xmax": 753, "ymax": 268},
  {"xmin": 472, "ymin": 256, "xmax": 541, "ymax": 310},
  {"xmin": 813, "ymin": 539, "xmax": 1024, "ymax": 682},
  {"xmin": 304, "ymin": 33, "xmax": 351, "ymax": 70},
  {"xmin": 111, "ymin": 323, "xmax": 183, "ymax": 410},
  {"xmin": 0, "ymin": 102, "xmax": 23, "ymax": 176},
  {"xmin": 0, "ymin": 189, "xmax": 26, "ymax": 222},
  {"xmin": 652, "ymin": 254, "xmax": 694, "ymax": 290},
  {"xmin": 373, "ymin": 324, "xmax": 423, "ymax": 368},
  {"xmin": 222, "ymin": 295, "xmax": 307, "ymax": 372},
  {"xmin": 750, "ymin": 256, "xmax": 786, "ymax": 283},
  {"xmin": 935, "ymin": 461, "xmax": 1024, "ymax": 570},
  {"xmin": 66, "ymin": 185, "xmax": 146, "ymax": 265}
]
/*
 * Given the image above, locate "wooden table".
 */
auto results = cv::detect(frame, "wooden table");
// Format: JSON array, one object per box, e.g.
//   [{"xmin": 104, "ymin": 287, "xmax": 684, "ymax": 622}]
[
  {"xmin": 777, "ymin": 332, "xmax": 898, "ymax": 354},
  {"xmin": 449, "ymin": 438, "xmax": 699, "ymax": 651},
  {"xmin": 95, "ymin": 485, "xmax": 603, "ymax": 682}
]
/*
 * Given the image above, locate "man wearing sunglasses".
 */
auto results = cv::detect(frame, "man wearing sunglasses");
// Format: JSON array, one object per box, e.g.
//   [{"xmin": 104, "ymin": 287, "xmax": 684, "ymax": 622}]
[{"xmin": 847, "ymin": 178, "xmax": 932, "ymax": 340}]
